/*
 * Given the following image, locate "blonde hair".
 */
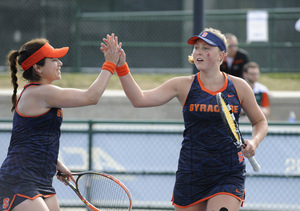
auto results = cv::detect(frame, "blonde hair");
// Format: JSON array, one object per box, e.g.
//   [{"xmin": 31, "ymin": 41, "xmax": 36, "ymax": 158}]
[{"xmin": 188, "ymin": 27, "xmax": 227, "ymax": 64}]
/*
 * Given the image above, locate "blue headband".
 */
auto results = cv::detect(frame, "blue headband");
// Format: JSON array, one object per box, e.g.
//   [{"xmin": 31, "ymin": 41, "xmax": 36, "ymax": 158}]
[{"xmin": 187, "ymin": 31, "xmax": 227, "ymax": 53}]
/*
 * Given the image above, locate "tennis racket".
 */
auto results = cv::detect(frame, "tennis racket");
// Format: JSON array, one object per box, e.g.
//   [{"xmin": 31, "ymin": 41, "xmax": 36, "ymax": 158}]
[
  {"xmin": 57, "ymin": 171, "xmax": 132, "ymax": 211},
  {"xmin": 216, "ymin": 92, "xmax": 261, "ymax": 172}
]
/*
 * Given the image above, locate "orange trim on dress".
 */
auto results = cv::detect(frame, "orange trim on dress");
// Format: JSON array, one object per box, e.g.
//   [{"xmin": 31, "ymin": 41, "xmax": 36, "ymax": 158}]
[
  {"xmin": 5, "ymin": 193, "xmax": 56, "ymax": 211},
  {"xmin": 15, "ymin": 83, "xmax": 51, "ymax": 117},
  {"xmin": 172, "ymin": 192, "xmax": 245, "ymax": 208},
  {"xmin": 16, "ymin": 107, "xmax": 51, "ymax": 118},
  {"xmin": 197, "ymin": 72, "xmax": 228, "ymax": 95},
  {"xmin": 173, "ymin": 72, "xmax": 245, "ymax": 209},
  {"xmin": 15, "ymin": 82, "xmax": 39, "ymax": 108}
]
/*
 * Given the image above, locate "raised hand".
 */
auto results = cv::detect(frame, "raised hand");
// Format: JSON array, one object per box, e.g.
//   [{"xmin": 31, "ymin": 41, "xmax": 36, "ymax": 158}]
[
  {"xmin": 117, "ymin": 42, "xmax": 126, "ymax": 67},
  {"xmin": 100, "ymin": 33, "xmax": 120, "ymax": 65}
]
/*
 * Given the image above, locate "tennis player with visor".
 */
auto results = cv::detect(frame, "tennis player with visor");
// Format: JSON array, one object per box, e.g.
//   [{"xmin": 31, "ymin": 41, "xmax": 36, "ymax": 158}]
[
  {"xmin": 0, "ymin": 34, "xmax": 120, "ymax": 211},
  {"xmin": 104, "ymin": 28, "xmax": 268, "ymax": 211}
]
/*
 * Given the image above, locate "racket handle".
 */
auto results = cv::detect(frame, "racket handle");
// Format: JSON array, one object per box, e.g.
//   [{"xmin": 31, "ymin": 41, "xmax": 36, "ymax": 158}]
[{"xmin": 248, "ymin": 156, "xmax": 261, "ymax": 172}]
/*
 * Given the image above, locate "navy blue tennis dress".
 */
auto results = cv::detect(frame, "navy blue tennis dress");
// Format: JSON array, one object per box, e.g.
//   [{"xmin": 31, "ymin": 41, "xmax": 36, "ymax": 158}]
[
  {"xmin": 172, "ymin": 72, "xmax": 246, "ymax": 207},
  {"xmin": 0, "ymin": 83, "xmax": 62, "ymax": 211}
]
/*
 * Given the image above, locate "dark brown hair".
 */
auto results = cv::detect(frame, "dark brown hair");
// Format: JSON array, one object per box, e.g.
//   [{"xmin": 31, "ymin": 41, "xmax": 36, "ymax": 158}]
[{"xmin": 7, "ymin": 38, "xmax": 48, "ymax": 112}]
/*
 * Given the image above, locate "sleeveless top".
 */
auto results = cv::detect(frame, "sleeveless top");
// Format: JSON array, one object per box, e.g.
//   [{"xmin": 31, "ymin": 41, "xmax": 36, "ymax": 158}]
[
  {"xmin": 0, "ymin": 83, "xmax": 63, "ymax": 186},
  {"xmin": 179, "ymin": 72, "xmax": 245, "ymax": 175}
]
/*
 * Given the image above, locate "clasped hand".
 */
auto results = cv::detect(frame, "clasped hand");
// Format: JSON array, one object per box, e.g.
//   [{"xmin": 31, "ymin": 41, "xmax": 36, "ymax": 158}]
[{"xmin": 101, "ymin": 33, "xmax": 126, "ymax": 67}]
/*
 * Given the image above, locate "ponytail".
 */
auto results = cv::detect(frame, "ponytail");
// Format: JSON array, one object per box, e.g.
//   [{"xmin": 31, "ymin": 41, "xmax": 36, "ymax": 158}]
[
  {"xmin": 7, "ymin": 38, "xmax": 48, "ymax": 112},
  {"xmin": 7, "ymin": 50, "xmax": 20, "ymax": 112}
]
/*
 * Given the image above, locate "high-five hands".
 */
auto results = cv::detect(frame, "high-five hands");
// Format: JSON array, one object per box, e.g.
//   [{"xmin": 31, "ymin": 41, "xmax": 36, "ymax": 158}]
[
  {"xmin": 100, "ymin": 33, "xmax": 120, "ymax": 65},
  {"xmin": 101, "ymin": 33, "xmax": 126, "ymax": 67}
]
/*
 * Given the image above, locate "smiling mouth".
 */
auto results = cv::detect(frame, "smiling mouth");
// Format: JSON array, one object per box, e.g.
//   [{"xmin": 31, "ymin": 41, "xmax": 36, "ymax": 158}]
[{"xmin": 197, "ymin": 58, "xmax": 204, "ymax": 62}]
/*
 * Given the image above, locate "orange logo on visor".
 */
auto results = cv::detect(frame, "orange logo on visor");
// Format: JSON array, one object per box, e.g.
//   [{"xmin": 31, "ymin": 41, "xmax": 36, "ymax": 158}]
[{"xmin": 202, "ymin": 32, "xmax": 208, "ymax": 37}]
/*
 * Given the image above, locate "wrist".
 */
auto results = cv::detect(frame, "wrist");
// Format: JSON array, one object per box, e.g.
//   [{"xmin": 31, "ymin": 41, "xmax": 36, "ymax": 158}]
[
  {"xmin": 117, "ymin": 62, "xmax": 125, "ymax": 68},
  {"xmin": 116, "ymin": 62, "xmax": 130, "ymax": 77},
  {"xmin": 102, "ymin": 61, "xmax": 116, "ymax": 74}
]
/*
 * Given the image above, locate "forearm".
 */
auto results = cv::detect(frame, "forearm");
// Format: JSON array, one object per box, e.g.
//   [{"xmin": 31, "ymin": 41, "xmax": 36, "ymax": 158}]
[
  {"xmin": 251, "ymin": 119, "xmax": 268, "ymax": 148},
  {"xmin": 56, "ymin": 159, "xmax": 75, "ymax": 183},
  {"xmin": 86, "ymin": 69, "xmax": 113, "ymax": 104},
  {"xmin": 83, "ymin": 32, "xmax": 119, "ymax": 104},
  {"xmin": 56, "ymin": 159, "xmax": 66, "ymax": 171},
  {"xmin": 119, "ymin": 73, "xmax": 145, "ymax": 107}
]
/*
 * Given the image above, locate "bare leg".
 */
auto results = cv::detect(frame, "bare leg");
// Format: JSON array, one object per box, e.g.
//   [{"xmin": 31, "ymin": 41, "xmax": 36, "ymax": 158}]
[
  {"xmin": 13, "ymin": 197, "xmax": 49, "ymax": 211},
  {"xmin": 206, "ymin": 194, "xmax": 241, "ymax": 211},
  {"xmin": 175, "ymin": 201, "xmax": 207, "ymax": 211},
  {"xmin": 44, "ymin": 195, "xmax": 60, "ymax": 211}
]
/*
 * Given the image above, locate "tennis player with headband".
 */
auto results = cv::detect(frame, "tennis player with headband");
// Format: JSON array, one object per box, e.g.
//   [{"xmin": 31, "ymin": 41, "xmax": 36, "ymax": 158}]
[
  {"xmin": 0, "ymin": 34, "xmax": 121, "ymax": 211},
  {"xmin": 102, "ymin": 28, "xmax": 268, "ymax": 211}
]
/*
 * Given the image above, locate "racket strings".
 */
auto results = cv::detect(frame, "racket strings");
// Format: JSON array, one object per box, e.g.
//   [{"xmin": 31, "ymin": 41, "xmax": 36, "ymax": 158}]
[
  {"xmin": 220, "ymin": 96, "xmax": 243, "ymax": 147},
  {"xmin": 221, "ymin": 99, "xmax": 238, "ymax": 137},
  {"xmin": 217, "ymin": 93, "xmax": 261, "ymax": 172},
  {"xmin": 77, "ymin": 174, "xmax": 130, "ymax": 211}
]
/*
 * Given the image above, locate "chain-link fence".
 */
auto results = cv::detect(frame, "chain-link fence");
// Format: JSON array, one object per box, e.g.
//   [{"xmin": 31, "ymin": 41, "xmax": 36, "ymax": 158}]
[
  {"xmin": 0, "ymin": 0, "xmax": 75, "ymax": 71},
  {"xmin": 1, "ymin": 120, "xmax": 300, "ymax": 211},
  {"xmin": 0, "ymin": 0, "xmax": 299, "ymax": 73}
]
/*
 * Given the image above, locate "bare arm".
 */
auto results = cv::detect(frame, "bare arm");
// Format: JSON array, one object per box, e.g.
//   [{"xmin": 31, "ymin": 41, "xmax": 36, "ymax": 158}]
[
  {"xmin": 119, "ymin": 73, "xmax": 187, "ymax": 107},
  {"xmin": 39, "ymin": 70, "xmax": 113, "ymax": 108},
  {"xmin": 45, "ymin": 34, "xmax": 120, "ymax": 108},
  {"xmin": 231, "ymin": 76, "xmax": 268, "ymax": 157},
  {"xmin": 22, "ymin": 34, "xmax": 120, "ymax": 111},
  {"xmin": 56, "ymin": 159, "xmax": 75, "ymax": 183},
  {"xmin": 101, "ymin": 34, "xmax": 191, "ymax": 107}
]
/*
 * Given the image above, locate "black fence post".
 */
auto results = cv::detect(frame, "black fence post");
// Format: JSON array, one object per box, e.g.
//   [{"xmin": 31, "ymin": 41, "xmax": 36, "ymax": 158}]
[{"xmin": 193, "ymin": 0, "xmax": 204, "ymax": 74}]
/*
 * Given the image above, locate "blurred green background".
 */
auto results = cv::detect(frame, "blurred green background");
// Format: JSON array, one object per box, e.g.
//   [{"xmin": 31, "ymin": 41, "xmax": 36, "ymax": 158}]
[{"xmin": 1, "ymin": 0, "xmax": 299, "ymax": 74}]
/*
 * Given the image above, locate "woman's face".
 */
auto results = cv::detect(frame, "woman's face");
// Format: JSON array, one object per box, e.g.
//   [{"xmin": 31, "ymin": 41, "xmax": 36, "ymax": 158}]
[
  {"xmin": 192, "ymin": 39, "xmax": 223, "ymax": 71},
  {"xmin": 39, "ymin": 58, "xmax": 63, "ymax": 83}
]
